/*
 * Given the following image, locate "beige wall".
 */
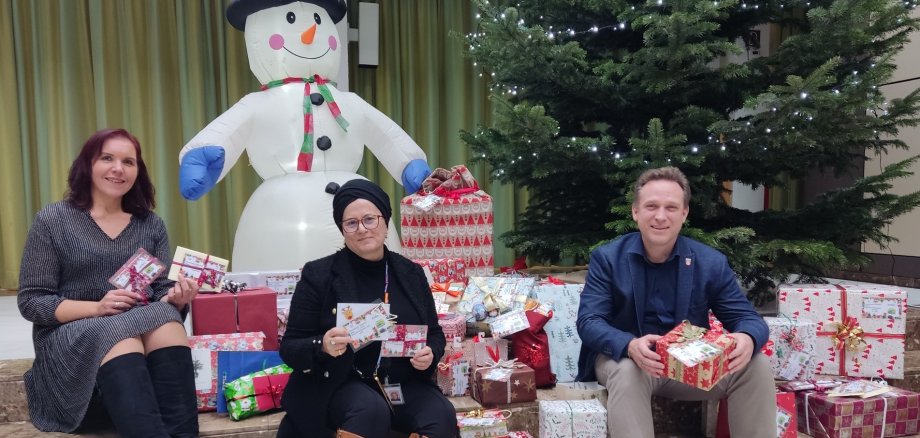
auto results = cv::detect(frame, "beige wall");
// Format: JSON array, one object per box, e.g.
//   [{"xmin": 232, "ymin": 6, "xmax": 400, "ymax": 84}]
[{"xmin": 863, "ymin": 9, "xmax": 920, "ymax": 257}]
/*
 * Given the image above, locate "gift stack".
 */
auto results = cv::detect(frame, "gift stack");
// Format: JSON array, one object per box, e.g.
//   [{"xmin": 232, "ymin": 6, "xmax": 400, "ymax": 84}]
[{"xmin": 400, "ymin": 165, "xmax": 494, "ymax": 277}]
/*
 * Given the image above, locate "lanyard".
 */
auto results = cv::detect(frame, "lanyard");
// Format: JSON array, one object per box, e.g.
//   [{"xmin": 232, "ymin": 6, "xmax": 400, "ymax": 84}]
[{"xmin": 383, "ymin": 262, "xmax": 390, "ymax": 304}]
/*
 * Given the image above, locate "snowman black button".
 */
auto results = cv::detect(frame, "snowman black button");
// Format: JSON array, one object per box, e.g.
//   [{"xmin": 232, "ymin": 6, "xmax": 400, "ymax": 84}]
[
  {"xmin": 310, "ymin": 93, "xmax": 325, "ymax": 106},
  {"xmin": 325, "ymin": 182, "xmax": 340, "ymax": 194},
  {"xmin": 317, "ymin": 136, "xmax": 332, "ymax": 151}
]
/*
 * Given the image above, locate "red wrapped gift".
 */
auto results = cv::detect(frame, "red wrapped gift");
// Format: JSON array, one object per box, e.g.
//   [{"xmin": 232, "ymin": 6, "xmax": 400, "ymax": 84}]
[
  {"xmin": 716, "ymin": 391, "xmax": 797, "ymax": 438},
  {"xmin": 471, "ymin": 359, "xmax": 538, "ymax": 406},
  {"xmin": 192, "ymin": 287, "xmax": 279, "ymax": 350},
  {"xmin": 796, "ymin": 387, "xmax": 920, "ymax": 438},
  {"xmin": 400, "ymin": 165, "xmax": 494, "ymax": 277},
  {"xmin": 252, "ymin": 372, "xmax": 290, "ymax": 411},
  {"xmin": 414, "ymin": 258, "xmax": 467, "ymax": 284},
  {"xmin": 510, "ymin": 303, "xmax": 557, "ymax": 388},
  {"xmin": 656, "ymin": 320, "xmax": 735, "ymax": 391}
]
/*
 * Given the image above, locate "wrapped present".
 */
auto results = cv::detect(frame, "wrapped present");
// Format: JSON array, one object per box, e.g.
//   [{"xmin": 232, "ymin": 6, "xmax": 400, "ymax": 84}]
[
  {"xmin": 414, "ymin": 258, "xmax": 467, "ymax": 284},
  {"xmin": 546, "ymin": 381, "xmax": 607, "ymax": 401},
  {"xmin": 510, "ymin": 303, "xmax": 557, "ymax": 387},
  {"xmin": 507, "ymin": 432, "xmax": 534, "ymax": 438},
  {"xmin": 459, "ymin": 276, "xmax": 536, "ymax": 315},
  {"xmin": 534, "ymin": 283, "xmax": 584, "ymax": 382},
  {"xmin": 656, "ymin": 321, "xmax": 735, "ymax": 391},
  {"xmin": 796, "ymin": 386, "xmax": 920, "ymax": 438},
  {"xmin": 192, "ymin": 287, "xmax": 279, "ymax": 350},
  {"xmin": 777, "ymin": 283, "xmax": 907, "ymax": 378},
  {"xmin": 471, "ymin": 359, "xmax": 537, "ymax": 406},
  {"xmin": 717, "ymin": 391, "xmax": 797, "ymax": 438},
  {"xmin": 400, "ymin": 165, "xmax": 494, "ymax": 277},
  {"xmin": 108, "ymin": 247, "xmax": 166, "ymax": 304},
  {"xmin": 437, "ymin": 348, "xmax": 472, "ymax": 396},
  {"xmin": 457, "ymin": 409, "xmax": 509, "ymax": 438},
  {"xmin": 538, "ymin": 399, "xmax": 608, "ymax": 438},
  {"xmin": 188, "ymin": 332, "xmax": 265, "ymax": 412},
  {"xmin": 472, "ymin": 335, "xmax": 509, "ymax": 366},
  {"xmin": 438, "ymin": 313, "xmax": 466, "ymax": 341},
  {"xmin": 764, "ymin": 316, "xmax": 818, "ymax": 381},
  {"xmin": 224, "ymin": 363, "xmax": 293, "ymax": 421},
  {"xmin": 168, "ymin": 246, "xmax": 228, "ymax": 292}
]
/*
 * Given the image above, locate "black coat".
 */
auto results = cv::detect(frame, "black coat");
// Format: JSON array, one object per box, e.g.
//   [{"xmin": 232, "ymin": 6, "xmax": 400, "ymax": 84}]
[{"xmin": 279, "ymin": 248, "xmax": 446, "ymax": 437}]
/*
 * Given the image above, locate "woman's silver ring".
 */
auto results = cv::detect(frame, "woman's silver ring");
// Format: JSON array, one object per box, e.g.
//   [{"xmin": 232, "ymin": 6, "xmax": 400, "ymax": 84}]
[{"xmin": 330, "ymin": 340, "xmax": 336, "ymax": 346}]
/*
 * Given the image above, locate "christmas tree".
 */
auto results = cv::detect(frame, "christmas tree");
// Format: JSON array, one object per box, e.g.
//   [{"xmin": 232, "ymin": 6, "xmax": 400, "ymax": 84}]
[{"xmin": 462, "ymin": 0, "xmax": 920, "ymax": 303}]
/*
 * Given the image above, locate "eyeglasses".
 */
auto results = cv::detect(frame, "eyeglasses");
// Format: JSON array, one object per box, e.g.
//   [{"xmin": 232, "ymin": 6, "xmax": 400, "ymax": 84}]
[{"xmin": 341, "ymin": 215, "xmax": 384, "ymax": 233}]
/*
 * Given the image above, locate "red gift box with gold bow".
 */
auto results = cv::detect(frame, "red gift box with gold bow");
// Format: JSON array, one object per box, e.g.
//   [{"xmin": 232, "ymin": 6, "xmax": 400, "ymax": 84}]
[{"xmin": 656, "ymin": 320, "xmax": 735, "ymax": 391}]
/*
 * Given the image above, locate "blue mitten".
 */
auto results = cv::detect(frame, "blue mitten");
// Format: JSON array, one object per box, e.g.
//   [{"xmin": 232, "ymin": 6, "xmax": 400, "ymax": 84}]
[
  {"xmin": 179, "ymin": 146, "xmax": 225, "ymax": 200},
  {"xmin": 401, "ymin": 159, "xmax": 431, "ymax": 194}
]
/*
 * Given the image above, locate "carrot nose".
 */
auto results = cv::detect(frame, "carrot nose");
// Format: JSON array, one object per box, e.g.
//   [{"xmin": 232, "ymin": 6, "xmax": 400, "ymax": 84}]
[{"xmin": 301, "ymin": 24, "xmax": 317, "ymax": 44}]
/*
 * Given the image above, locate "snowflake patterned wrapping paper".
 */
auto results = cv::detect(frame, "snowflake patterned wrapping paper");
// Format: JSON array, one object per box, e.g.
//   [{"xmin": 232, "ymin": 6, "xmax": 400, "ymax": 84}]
[
  {"xmin": 764, "ymin": 316, "xmax": 818, "ymax": 381},
  {"xmin": 187, "ymin": 332, "xmax": 265, "ymax": 412},
  {"xmin": 777, "ymin": 283, "xmax": 907, "ymax": 378},
  {"xmin": 534, "ymin": 283, "xmax": 584, "ymax": 382},
  {"xmin": 400, "ymin": 165, "xmax": 494, "ymax": 277},
  {"xmin": 224, "ymin": 363, "xmax": 292, "ymax": 421},
  {"xmin": 538, "ymin": 399, "xmax": 608, "ymax": 438},
  {"xmin": 796, "ymin": 386, "xmax": 920, "ymax": 438},
  {"xmin": 656, "ymin": 321, "xmax": 735, "ymax": 391}
]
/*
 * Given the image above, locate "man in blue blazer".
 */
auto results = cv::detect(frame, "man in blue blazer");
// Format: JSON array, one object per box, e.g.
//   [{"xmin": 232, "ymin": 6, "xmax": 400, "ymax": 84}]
[{"xmin": 576, "ymin": 166, "xmax": 775, "ymax": 437}]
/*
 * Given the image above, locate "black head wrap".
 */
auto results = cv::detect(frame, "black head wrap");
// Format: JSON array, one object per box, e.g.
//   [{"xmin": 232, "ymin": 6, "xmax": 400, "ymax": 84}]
[{"xmin": 332, "ymin": 179, "xmax": 392, "ymax": 232}]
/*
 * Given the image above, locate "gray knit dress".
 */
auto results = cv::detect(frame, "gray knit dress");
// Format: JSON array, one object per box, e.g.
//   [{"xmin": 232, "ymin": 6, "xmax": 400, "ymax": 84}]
[{"xmin": 18, "ymin": 201, "xmax": 184, "ymax": 432}]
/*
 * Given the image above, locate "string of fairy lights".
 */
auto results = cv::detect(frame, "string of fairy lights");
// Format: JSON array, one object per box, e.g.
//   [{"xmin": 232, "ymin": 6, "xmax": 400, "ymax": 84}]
[{"xmin": 465, "ymin": 0, "xmax": 913, "ymax": 174}]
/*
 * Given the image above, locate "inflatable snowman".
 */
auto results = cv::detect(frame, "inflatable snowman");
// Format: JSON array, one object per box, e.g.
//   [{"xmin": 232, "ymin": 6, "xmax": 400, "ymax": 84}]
[{"xmin": 179, "ymin": 0, "xmax": 430, "ymax": 272}]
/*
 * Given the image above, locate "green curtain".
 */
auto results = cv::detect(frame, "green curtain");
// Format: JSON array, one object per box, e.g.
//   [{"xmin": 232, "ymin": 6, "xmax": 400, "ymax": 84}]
[{"xmin": 0, "ymin": 0, "xmax": 520, "ymax": 289}]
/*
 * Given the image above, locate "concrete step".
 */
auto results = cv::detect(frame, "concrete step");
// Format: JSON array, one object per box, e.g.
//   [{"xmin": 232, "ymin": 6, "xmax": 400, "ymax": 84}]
[{"xmin": 907, "ymin": 306, "xmax": 919, "ymax": 351}]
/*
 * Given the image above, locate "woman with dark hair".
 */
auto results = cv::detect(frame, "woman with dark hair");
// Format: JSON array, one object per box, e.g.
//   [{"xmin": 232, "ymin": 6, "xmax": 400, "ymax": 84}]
[
  {"xmin": 18, "ymin": 128, "xmax": 200, "ymax": 437},
  {"xmin": 278, "ymin": 179, "xmax": 458, "ymax": 438}
]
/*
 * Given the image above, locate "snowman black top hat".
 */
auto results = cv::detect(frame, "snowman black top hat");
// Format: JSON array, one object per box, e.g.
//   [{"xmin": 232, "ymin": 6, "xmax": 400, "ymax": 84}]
[{"xmin": 226, "ymin": 0, "xmax": 347, "ymax": 31}]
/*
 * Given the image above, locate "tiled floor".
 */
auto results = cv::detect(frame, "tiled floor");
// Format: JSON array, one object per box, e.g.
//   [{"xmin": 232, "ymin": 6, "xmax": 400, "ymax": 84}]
[{"xmin": 2, "ymin": 284, "xmax": 919, "ymax": 361}]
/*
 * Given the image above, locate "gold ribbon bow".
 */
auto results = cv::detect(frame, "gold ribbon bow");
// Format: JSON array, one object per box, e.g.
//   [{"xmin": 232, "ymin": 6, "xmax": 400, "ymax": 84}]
[
  {"xmin": 674, "ymin": 322, "xmax": 708, "ymax": 343},
  {"xmin": 834, "ymin": 316, "xmax": 867, "ymax": 353}
]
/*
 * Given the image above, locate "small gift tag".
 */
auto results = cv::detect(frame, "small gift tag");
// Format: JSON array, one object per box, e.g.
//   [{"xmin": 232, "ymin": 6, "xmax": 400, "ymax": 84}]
[
  {"xmin": 776, "ymin": 406, "xmax": 793, "ymax": 436},
  {"xmin": 489, "ymin": 310, "xmax": 530, "ymax": 338},
  {"xmin": 413, "ymin": 194, "xmax": 442, "ymax": 212},
  {"xmin": 862, "ymin": 297, "xmax": 904, "ymax": 319},
  {"xmin": 342, "ymin": 302, "xmax": 395, "ymax": 351},
  {"xmin": 452, "ymin": 360, "xmax": 471, "ymax": 395},
  {"xmin": 109, "ymin": 247, "xmax": 165, "ymax": 303},
  {"xmin": 667, "ymin": 340, "xmax": 721, "ymax": 367},
  {"xmin": 381, "ymin": 325, "xmax": 428, "ymax": 357},
  {"xmin": 484, "ymin": 368, "xmax": 514, "ymax": 382}
]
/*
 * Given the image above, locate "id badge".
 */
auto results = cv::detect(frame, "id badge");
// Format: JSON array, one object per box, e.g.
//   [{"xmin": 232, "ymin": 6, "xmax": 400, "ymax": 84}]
[
  {"xmin": 373, "ymin": 377, "xmax": 396, "ymax": 414},
  {"xmin": 384, "ymin": 383, "xmax": 405, "ymax": 406}
]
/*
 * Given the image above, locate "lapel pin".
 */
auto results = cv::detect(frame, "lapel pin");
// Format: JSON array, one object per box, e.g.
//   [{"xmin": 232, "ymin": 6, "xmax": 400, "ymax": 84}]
[{"xmin": 685, "ymin": 258, "xmax": 692, "ymax": 266}]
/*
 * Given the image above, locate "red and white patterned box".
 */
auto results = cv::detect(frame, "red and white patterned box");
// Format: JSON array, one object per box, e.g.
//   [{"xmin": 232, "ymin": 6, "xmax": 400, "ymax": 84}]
[
  {"xmin": 188, "ymin": 332, "xmax": 265, "ymax": 412},
  {"xmin": 414, "ymin": 257, "xmax": 468, "ymax": 284},
  {"xmin": 656, "ymin": 321, "xmax": 735, "ymax": 391},
  {"xmin": 777, "ymin": 283, "xmax": 907, "ymax": 378},
  {"xmin": 796, "ymin": 387, "xmax": 920, "ymax": 438},
  {"xmin": 400, "ymin": 165, "xmax": 494, "ymax": 277},
  {"xmin": 438, "ymin": 313, "xmax": 466, "ymax": 341}
]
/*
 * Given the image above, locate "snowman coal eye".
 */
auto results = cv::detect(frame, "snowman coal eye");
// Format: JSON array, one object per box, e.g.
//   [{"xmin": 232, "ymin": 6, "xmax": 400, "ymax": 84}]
[
  {"xmin": 286, "ymin": 12, "xmax": 296, "ymax": 24},
  {"xmin": 314, "ymin": 13, "xmax": 322, "ymax": 24}
]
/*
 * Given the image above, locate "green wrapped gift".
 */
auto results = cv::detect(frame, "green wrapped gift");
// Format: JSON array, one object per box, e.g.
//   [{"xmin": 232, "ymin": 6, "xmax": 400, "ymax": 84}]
[{"xmin": 224, "ymin": 363, "xmax": 293, "ymax": 421}]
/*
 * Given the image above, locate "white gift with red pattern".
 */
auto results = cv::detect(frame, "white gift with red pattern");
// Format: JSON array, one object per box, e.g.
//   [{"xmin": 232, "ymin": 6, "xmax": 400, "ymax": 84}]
[{"xmin": 776, "ymin": 283, "xmax": 906, "ymax": 379}]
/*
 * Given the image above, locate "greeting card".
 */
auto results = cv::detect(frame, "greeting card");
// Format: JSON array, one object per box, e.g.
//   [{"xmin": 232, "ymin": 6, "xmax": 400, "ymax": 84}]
[
  {"xmin": 109, "ymin": 247, "xmax": 165, "ymax": 303},
  {"xmin": 381, "ymin": 325, "xmax": 428, "ymax": 357}
]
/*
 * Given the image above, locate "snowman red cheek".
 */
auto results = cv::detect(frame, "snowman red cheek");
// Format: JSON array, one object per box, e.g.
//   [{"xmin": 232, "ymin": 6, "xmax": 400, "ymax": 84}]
[
  {"xmin": 269, "ymin": 34, "xmax": 285, "ymax": 50},
  {"xmin": 328, "ymin": 36, "xmax": 338, "ymax": 51}
]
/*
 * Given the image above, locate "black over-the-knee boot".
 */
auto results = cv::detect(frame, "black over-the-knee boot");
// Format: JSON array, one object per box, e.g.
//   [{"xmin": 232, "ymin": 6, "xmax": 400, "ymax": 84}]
[
  {"xmin": 147, "ymin": 346, "xmax": 200, "ymax": 438},
  {"xmin": 96, "ymin": 352, "xmax": 170, "ymax": 438}
]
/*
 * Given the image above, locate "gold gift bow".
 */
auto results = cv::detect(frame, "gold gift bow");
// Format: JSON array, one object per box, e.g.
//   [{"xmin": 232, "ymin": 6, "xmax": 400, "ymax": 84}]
[
  {"xmin": 674, "ymin": 321, "xmax": 708, "ymax": 343},
  {"xmin": 833, "ymin": 316, "xmax": 867, "ymax": 354}
]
